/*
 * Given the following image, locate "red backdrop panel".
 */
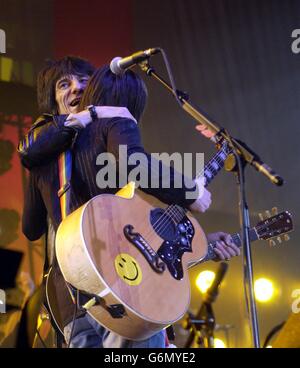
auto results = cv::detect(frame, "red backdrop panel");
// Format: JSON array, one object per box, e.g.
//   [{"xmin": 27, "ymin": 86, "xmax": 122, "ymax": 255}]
[{"xmin": 53, "ymin": 0, "xmax": 133, "ymax": 67}]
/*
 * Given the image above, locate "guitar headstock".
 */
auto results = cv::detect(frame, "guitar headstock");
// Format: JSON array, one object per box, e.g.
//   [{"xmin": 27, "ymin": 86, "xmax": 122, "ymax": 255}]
[{"xmin": 256, "ymin": 208, "xmax": 293, "ymax": 246}]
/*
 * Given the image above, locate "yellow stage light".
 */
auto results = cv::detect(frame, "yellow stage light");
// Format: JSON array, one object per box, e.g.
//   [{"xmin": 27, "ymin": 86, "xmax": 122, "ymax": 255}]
[
  {"xmin": 214, "ymin": 338, "xmax": 226, "ymax": 348},
  {"xmin": 254, "ymin": 278, "xmax": 274, "ymax": 302},
  {"xmin": 196, "ymin": 270, "xmax": 215, "ymax": 294}
]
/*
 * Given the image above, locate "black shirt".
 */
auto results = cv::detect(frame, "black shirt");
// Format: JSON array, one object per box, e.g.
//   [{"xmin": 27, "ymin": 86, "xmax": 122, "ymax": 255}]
[{"xmin": 21, "ymin": 115, "xmax": 197, "ymax": 238}]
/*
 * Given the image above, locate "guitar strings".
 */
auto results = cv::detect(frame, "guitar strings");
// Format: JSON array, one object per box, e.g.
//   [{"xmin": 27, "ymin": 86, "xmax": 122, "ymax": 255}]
[
  {"xmin": 148, "ymin": 144, "xmax": 230, "ymax": 236},
  {"xmin": 140, "ymin": 147, "xmax": 229, "ymax": 241},
  {"xmin": 141, "ymin": 144, "xmax": 230, "ymax": 242},
  {"xmin": 139, "ymin": 143, "xmax": 231, "ymax": 244}
]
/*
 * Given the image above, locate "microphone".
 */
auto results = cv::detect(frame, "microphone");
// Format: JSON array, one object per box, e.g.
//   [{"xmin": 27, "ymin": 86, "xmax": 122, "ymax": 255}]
[
  {"xmin": 110, "ymin": 48, "xmax": 160, "ymax": 75},
  {"xmin": 204, "ymin": 262, "xmax": 228, "ymax": 304},
  {"xmin": 232, "ymin": 138, "xmax": 284, "ymax": 187},
  {"xmin": 252, "ymin": 159, "xmax": 284, "ymax": 186}
]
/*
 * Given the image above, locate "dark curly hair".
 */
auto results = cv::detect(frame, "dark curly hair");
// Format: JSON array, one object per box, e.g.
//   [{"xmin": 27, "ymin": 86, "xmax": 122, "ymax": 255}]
[{"xmin": 37, "ymin": 56, "xmax": 95, "ymax": 114}]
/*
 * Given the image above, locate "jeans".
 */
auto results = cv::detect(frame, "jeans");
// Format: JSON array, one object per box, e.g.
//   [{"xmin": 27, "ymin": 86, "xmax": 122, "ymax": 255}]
[{"xmin": 64, "ymin": 313, "xmax": 166, "ymax": 348}]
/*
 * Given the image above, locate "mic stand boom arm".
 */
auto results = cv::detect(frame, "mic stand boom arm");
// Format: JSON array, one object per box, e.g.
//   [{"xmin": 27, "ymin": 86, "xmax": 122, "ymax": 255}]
[
  {"xmin": 138, "ymin": 61, "xmax": 284, "ymax": 186},
  {"xmin": 138, "ymin": 61, "xmax": 284, "ymax": 348}
]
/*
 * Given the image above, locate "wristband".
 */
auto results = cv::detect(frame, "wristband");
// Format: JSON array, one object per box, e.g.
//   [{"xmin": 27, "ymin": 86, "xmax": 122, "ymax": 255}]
[{"xmin": 87, "ymin": 105, "xmax": 98, "ymax": 122}]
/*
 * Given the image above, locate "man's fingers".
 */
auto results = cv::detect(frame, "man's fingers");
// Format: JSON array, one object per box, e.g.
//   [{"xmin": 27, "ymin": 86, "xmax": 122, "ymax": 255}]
[
  {"xmin": 215, "ymin": 241, "xmax": 241, "ymax": 260},
  {"xmin": 222, "ymin": 235, "xmax": 241, "ymax": 256},
  {"xmin": 227, "ymin": 243, "xmax": 241, "ymax": 256},
  {"xmin": 64, "ymin": 119, "xmax": 75, "ymax": 126},
  {"xmin": 223, "ymin": 234, "xmax": 233, "ymax": 245},
  {"xmin": 224, "ymin": 245, "xmax": 236, "ymax": 257},
  {"xmin": 213, "ymin": 247, "xmax": 226, "ymax": 260},
  {"xmin": 195, "ymin": 124, "xmax": 215, "ymax": 138},
  {"xmin": 195, "ymin": 125, "xmax": 207, "ymax": 131},
  {"xmin": 215, "ymin": 242, "xmax": 231, "ymax": 259},
  {"xmin": 65, "ymin": 119, "xmax": 81, "ymax": 128}
]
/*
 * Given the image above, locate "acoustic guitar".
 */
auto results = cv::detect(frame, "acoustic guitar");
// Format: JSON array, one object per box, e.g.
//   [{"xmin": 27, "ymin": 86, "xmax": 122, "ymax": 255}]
[
  {"xmin": 49, "ymin": 140, "xmax": 294, "ymax": 340},
  {"xmin": 53, "ymin": 189, "xmax": 293, "ymax": 341}
]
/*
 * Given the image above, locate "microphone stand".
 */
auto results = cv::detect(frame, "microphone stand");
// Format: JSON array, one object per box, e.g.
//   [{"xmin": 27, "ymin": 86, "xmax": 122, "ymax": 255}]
[
  {"xmin": 138, "ymin": 60, "xmax": 284, "ymax": 348},
  {"xmin": 184, "ymin": 262, "xmax": 228, "ymax": 348},
  {"xmin": 184, "ymin": 306, "xmax": 215, "ymax": 348}
]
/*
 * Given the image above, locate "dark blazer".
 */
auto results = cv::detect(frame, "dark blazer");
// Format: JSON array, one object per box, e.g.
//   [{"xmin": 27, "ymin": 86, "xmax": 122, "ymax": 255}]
[
  {"xmin": 20, "ymin": 115, "xmax": 197, "ymax": 240},
  {"xmin": 19, "ymin": 115, "xmax": 198, "ymax": 327}
]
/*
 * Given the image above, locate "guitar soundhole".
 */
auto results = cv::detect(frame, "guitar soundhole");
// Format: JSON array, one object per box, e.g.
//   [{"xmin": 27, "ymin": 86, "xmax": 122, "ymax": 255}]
[{"xmin": 150, "ymin": 208, "xmax": 177, "ymax": 241}]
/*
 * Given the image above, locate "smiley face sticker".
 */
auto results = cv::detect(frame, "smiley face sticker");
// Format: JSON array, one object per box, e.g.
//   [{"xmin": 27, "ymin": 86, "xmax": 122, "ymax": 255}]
[{"xmin": 114, "ymin": 253, "xmax": 142, "ymax": 286}]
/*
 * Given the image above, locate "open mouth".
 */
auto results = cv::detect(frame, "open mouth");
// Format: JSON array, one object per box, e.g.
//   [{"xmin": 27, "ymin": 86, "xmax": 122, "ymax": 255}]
[{"xmin": 70, "ymin": 97, "xmax": 81, "ymax": 107}]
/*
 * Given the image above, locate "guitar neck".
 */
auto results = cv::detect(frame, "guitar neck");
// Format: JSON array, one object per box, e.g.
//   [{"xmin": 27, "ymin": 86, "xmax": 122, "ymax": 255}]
[
  {"xmin": 172, "ymin": 141, "xmax": 232, "ymax": 219},
  {"xmin": 196, "ymin": 140, "xmax": 232, "ymax": 188},
  {"xmin": 201, "ymin": 227, "xmax": 259, "ymax": 263},
  {"xmin": 187, "ymin": 210, "xmax": 292, "ymax": 268}
]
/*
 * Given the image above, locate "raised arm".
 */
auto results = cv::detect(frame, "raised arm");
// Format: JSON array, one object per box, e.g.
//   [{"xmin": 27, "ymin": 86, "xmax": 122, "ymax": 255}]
[
  {"xmin": 18, "ymin": 107, "xmax": 137, "ymax": 170},
  {"xmin": 18, "ymin": 114, "xmax": 76, "ymax": 170}
]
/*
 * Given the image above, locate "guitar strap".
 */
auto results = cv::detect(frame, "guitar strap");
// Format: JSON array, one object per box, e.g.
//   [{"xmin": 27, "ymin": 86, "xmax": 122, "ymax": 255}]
[
  {"xmin": 58, "ymin": 150, "xmax": 72, "ymax": 221},
  {"xmin": 57, "ymin": 149, "xmax": 79, "ymax": 305},
  {"xmin": 57, "ymin": 150, "xmax": 92, "ymax": 315}
]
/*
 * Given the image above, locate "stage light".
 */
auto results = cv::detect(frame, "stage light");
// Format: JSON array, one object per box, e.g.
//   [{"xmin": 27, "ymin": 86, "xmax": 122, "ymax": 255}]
[
  {"xmin": 214, "ymin": 338, "xmax": 226, "ymax": 348},
  {"xmin": 254, "ymin": 278, "xmax": 274, "ymax": 302},
  {"xmin": 196, "ymin": 270, "xmax": 215, "ymax": 294}
]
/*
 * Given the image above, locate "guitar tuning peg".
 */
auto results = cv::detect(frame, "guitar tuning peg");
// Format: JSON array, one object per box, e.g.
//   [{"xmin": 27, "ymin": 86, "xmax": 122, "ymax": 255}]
[
  {"xmin": 268, "ymin": 239, "xmax": 276, "ymax": 247},
  {"xmin": 258, "ymin": 213, "xmax": 264, "ymax": 221},
  {"xmin": 271, "ymin": 207, "xmax": 278, "ymax": 215},
  {"xmin": 277, "ymin": 236, "xmax": 282, "ymax": 244},
  {"xmin": 265, "ymin": 210, "xmax": 271, "ymax": 218},
  {"xmin": 283, "ymin": 234, "xmax": 290, "ymax": 242}
]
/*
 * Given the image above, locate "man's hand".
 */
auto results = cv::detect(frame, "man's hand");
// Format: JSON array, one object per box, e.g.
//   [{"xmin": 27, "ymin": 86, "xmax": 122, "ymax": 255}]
[
  {"xmin": 64, "ymin": 106, "xmax": 137, "ymax": 129},
  {"xmin": 207, "ymin": 232, "xmax": 241, "ymax": 261},
  {"xmin": 65, "ymin": 109, "xmax": 91, "ymax": 129},
  {"xmin": 195, "ymin": 124, "xmax": 216, "ymax": 139},
  {"xmin": 189, "ymin": 188, "xmax": 212, "ymax": 213},
  {"xmin": 189, "ymin": 176, "xmax": 212, "ymax": 213}
]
